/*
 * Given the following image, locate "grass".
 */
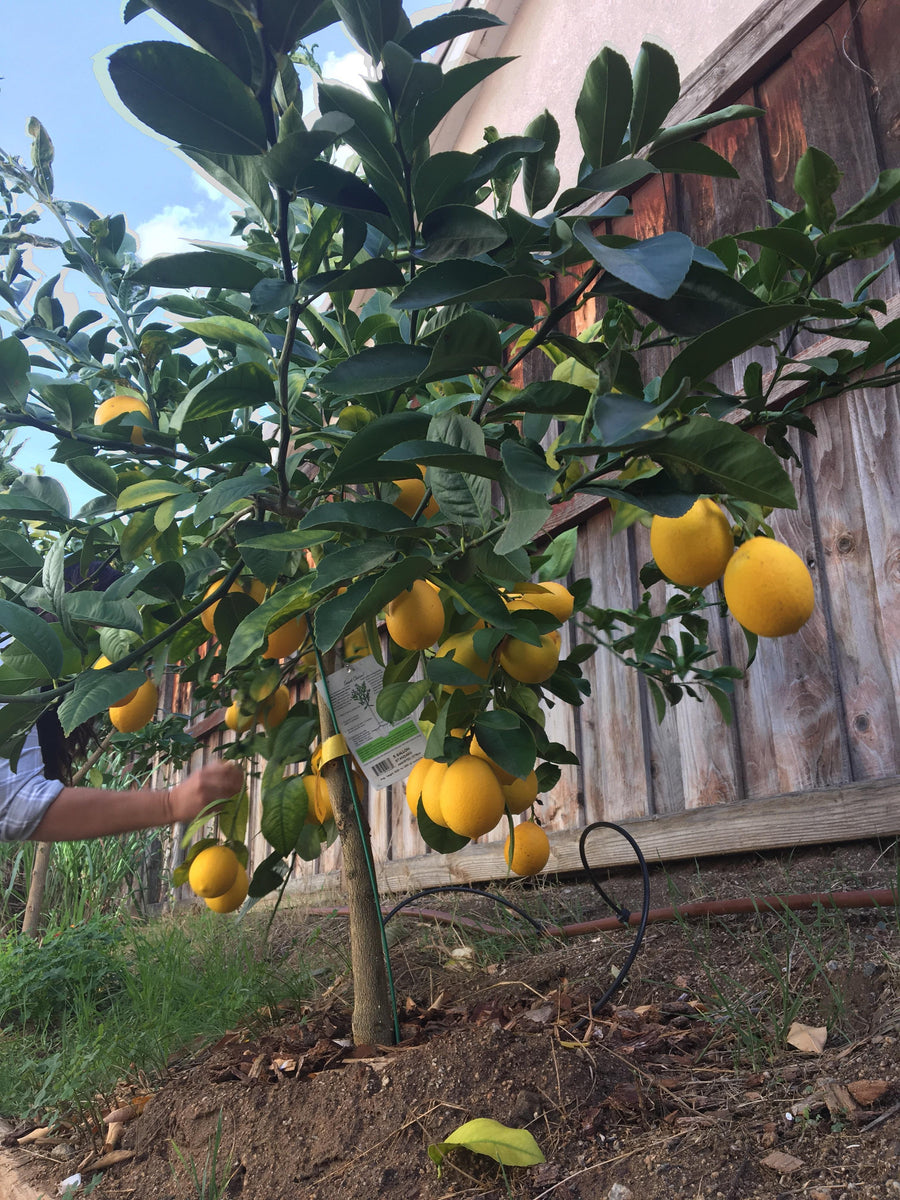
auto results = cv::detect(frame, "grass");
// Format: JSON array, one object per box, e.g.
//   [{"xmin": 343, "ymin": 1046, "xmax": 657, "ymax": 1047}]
[
  {"xmin": 171, "ymin": 1109, "xmax": 236, "ymax": 1200},
  {"xmin": 0, "ymin": 909, "xmax": 323, "ymax": 1126}
]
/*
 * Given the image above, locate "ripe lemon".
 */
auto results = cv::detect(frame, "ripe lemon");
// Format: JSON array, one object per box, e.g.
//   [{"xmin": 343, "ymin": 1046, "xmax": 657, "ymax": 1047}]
[
  {"xmin": 205, "ymin": 864, "xmax": 249, "ymax": 913},
  {"xmin": 649, "ymin": 498, "xmax": 734, "ymax": 588},
  {"xmin": 225, "ymin": 700, "xmax": 255, "ymax": 733},
  {"xmin": 723, "ymin": 536, "xmax": 815, "ymax": 637},
  {"xmin": 95, "ymin": 394, "xmax": 151, "ymax": 446},
  {"xmin": 405, "ymin": 757, "xmax": 433, "ymax": 816},
  {"xmin": 502, "ymin": 770, "xmax": 539, "ymax": 815},
  {"xmin": 189, "ymin": 844, "xmax": 240, "ymax": 898},
  {"xmin": 260, "ymin": 685, "xmax": 290, "ymax": 731},
  {"xmin": 336, "ymin": 404, "xmax": 374, "ymax": 431},
  {"xmin": 343, "ymin": 625, "xmax": 370, "ymax": 661},
  {"xmin": 499, "ymin": 633, "xmax": 560, "ymax": 684},
  {"xmin": 420, "ymin": 760, "xmax": 450, "ymax": 827},
  {"xmin": 386, "ymin": 579, "xmax": 445, "ymax": 651},
  {"xmin": 469, "ymin": 734, "xmax": 515, "ymax": 785},
  {"xmin": 434, "ymin": 631, "xmax": 492, "ymax": 693},
  {"xmin": 109, "ymin": 677, "xmax": 158, "ymax": 733},
  {"xmin": 92, "ymin": 655, "xmax": 138, "ymax": 705},
  {"xmin": 504, "ymin": 820, "xmax": 550, "ymax": 876},
  {"xmin": 391, "ymin": 468, "xmax": 439, "ymax": 519},
  {"xmin": 511, "ymin": 581, "xmax": 574, "ymax": 622},
  {"xmin": 201, "ymin": 578, "xmax": 266, "ymax": 636},
  {"xmin": 263, "ymin": 615, "xmax": 307, "ymax": 660},
  {"xmin": 439, "ymin": 754, "xmax": 506, "ymax": 839}
]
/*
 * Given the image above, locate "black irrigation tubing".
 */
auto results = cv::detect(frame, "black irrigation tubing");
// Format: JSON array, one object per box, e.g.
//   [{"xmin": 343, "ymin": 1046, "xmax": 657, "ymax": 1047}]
[{"xmin": 382, "ymin": 821, "xmax": 651, "ymax": 1016}]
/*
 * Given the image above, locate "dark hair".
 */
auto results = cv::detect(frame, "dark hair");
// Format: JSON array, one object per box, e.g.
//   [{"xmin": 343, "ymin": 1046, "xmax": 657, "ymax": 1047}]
[{"xmin": 36, "ymin": 706, "xmax": 96, "ymax": 786}]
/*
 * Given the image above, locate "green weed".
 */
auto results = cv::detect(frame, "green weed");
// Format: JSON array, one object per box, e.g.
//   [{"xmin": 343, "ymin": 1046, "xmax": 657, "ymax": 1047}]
[{"xmin": 170, "ymin": 1110, "xmax": 236, "ymax": 1200}]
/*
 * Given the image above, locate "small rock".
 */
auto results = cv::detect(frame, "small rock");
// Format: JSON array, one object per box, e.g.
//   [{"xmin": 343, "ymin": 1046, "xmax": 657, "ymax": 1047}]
[
  {"xmin": 50, "ymin": 1143, "xmax": 76, "ymax": 1162},
  {"xmin": 862, "ymin": 961, "xmax": 879, "ymax": 978},
  {"xmin": 608, "ymin": 1185, "xmax": 633, "ymax": 1200}
]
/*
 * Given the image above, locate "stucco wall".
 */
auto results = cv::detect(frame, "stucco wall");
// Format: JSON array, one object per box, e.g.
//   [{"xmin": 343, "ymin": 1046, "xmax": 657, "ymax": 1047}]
[{"xmin": 432, "ymin": 0, "xmax": 765, "ymax": 194}]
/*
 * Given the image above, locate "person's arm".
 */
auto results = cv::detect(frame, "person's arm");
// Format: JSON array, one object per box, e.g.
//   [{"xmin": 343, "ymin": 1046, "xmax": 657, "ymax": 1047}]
[{"xmin": 29, "ymin": 760, "xmax": 244, "ymax": 843}]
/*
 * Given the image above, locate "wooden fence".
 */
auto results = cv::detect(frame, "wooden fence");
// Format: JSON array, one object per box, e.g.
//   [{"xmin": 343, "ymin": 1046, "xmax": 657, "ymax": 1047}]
[{"xmin": 166, "ymin": 0, "xmax": 900, "ymax": 896}]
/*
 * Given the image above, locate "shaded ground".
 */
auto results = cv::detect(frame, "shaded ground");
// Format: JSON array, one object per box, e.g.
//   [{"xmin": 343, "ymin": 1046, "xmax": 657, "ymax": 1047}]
[{"xmin": 8, "ymin": 840, "xmax": 900, "ymax": 1199}]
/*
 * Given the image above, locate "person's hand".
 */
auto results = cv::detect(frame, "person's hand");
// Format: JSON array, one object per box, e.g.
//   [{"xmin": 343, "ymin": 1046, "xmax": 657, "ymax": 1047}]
[{"xmin": 166, "ymin": 761, "xmax": 244, "ymax": 824}]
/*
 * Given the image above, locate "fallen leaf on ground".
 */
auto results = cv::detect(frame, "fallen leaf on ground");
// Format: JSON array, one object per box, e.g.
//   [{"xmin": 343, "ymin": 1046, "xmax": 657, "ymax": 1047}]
[
  {"xmin": 760, "ymin": 1150, "xmax": 804, "ymax": 1173},
  {"xmin": 786, "ymin": 1021, "xmax": 827, "ymax": 1054},
  {"xmin": 847, "ymin": 1079, "xmax": 891, "ymax": 1106}
]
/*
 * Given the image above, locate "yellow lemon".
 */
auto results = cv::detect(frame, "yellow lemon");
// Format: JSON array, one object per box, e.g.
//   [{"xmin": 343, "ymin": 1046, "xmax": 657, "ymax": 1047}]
[
  {"xmin": 95, "ymin": 394, "xmax": 151, "ymax": 446},
  {"xmin": 109, "ymin": 677, "xmax": 158, "ymax": 733},
  {"xmin": 434, "ymin": 631, "xmax": 492, "ymax": 694},
  {"xmin": 225, "ymin": 700, "xmax": 255, "ymax": 733},
  {"xmin": 385, "ymin": 579, "xmax": 445, "ymax": 651},
  {"xmin": 262, "ymin": 615, "xmax": 307, "ymax": 660},
  {"xmin": 405, "ymin": 757, "xmax": 433, "ymax": 816},
  {"xmin": 391, "ymin": 468, "xmax": 439, "ymax": 519},
  {"xmin": 343, "ymin": 625, "xmax": 370, "ymax": 661},
  {"xmin": 200, "ymin": 578, "xmax": 266, "ymax": 636},
  {"xmin": 499, "ymin": 633, "xmax": 560, "ymax": 685},
  {"xmin": 723, "ymin": 537, "xmax": 815, "ymax": 637},
  {"xmin": 261, "ymin": 685, "xmax": 290, "ymax": 731},
  {"xmin": 469, "ymin": 734, "xmax": 516, "ymax": 785},
  {"xmin": 650, "ymin": 498, "xmax": 734, "ymax": 588},
  {"xmin": 439, "ymin": 755, "xmax": 506, "ymax": 839},
  {"xmin": 502, "ymin": 770, "xmax": 539, "ymax": 815},
  {"xmin": 420, "ymin": 760, "xmax": 450, "ymax": 827},
  {"xmin": 189, "ymin": 844, "xmax": 240, "ymax": 898},
  {"xmin": 205, "ymin": 864, "xmax": 249, "ymax": 913},
  {"xmin": 510, "ymin": 581, "xmax": 574, "ymax": 622},
  {"xmin": 504, "ymin": 820, "xmax": 550, "ymax": 876}
]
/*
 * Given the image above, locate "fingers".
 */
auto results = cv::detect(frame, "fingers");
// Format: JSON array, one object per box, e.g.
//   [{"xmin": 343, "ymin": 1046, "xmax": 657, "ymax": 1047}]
[{"xmin": 199, "ymin": 760, "xmax": 244, "ymax": 799}]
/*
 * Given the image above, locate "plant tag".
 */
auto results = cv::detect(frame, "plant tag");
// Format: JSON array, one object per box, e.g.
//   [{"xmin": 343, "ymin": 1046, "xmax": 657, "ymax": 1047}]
[{"xmin": 320, "ymin": 655, "xmax": 426, "ymax": 789}]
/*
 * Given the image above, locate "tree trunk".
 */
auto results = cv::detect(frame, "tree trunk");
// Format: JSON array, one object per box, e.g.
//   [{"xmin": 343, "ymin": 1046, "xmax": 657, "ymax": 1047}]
[
  {"xmin": 316, "ymin": 655, "xmax": 394, "ymax": 1046},
  {"xmin": 21, "ymin": 841, "xmax": 51, "ymax": 937}
]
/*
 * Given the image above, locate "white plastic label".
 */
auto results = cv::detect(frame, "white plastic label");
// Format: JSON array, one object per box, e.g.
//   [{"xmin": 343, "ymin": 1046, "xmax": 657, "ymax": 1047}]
[{"xmin": 319, "ymin": 655, "xmax": 426, "ymax": 789}]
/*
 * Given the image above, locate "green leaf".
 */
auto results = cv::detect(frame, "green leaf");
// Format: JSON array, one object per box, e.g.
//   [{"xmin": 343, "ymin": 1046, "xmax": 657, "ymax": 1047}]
[
  {"xmin": 27, "ymin": 116, "xmax": 54, "ymax": 194},
  {"xmin": 393, "ymin": 260, "xmax": 545, "ymax": 310},
  {"xmin": 260, "ymin": 775, "xmax": 308, "ymax": 857},
  {"xmin": 419, "ymin": 205, "xmax": 508, "ymax": 262},
  {"xmin": 260, "ymin": 113, "xmax": 355, "ymax": 191},
  {"xmin": 58, "ymin": 669, "xmax": 147, "ymax": 735},
  {"xmin": 189, "ymin": 436, "xmax": 272, "ymax": 468},
  {"xmin": 649, "ymin": 139, "xmax": 739, "ymax": 179},
  {"xmin": 430, "ymin": 1119, "xmax": 544, "ymax": 1174},
  {"xmin": 118, "ymin": 479, "xmax": 192, "ymax": 511},
  {"xmin": 838, "ymin": 168, "xmax": 900, "ymax": 226},
  {"xmin": 817, "ymin": 223, "xmax": 900, "ymax": 261},
  {"xmin": 328, "ymin": 411, "xmax": 430, "ymax": 485},
  {"xmin": 381, "ymin": 441, "xmax": 501, "ymax": 478},
  {"xmin": 537, "ymin": 527, "xmax": 578, "ymax": 581},
  {"xmin": 419, "ymin": 309, "xmax": 503, "ymax": 381},
  {"xmin": 576, "ymin": 47, "xmax": 633, "ymax": 168},
  {"xmin": 65, "ymin": 593, "xmax": 144, "ymax": 633},
  {"xmin": 182, "ymin": 148, "xmax": 277, "ymax": 227},
  {"xmin": 298, "ymin": 257, "xmax": 405, "ymax": 297},
  {"xmin": 652, "ymin": 417, "xmax": 797, "ymax": 507},
  {"xmin": 648, "ymin": 104, "xmax": 764, "ymax": 152},
  {"xmin": 375, "ymin": 680, "xmax": 430, "ymax": 722},
  {"xmin": 314, "ymin": 542, "xmax": 397, "ymax": 591},
  {"xmin": 333, "ymin": 0, "xmax": 403, "ymax": 59},
  {"xmin": 629, "ymin": 42, "xmax": 680, "ymax": 151},
  {"xmin": 181, "ymin": 316, "xmax": 273, "ymax": 356},
  {"xmin": 193, "ymin": 470, "xmax": 272, "ymax": 526},
  {"xmin": 259, "ymin": 0, "xmax": 333, "ymax": 54},
  {"xmin": 794, "ymin": 146, "xmax": 842, "ymax": 232},
  {"xmin": 425, "ymin": 414, "xmax": 491, "ymax": 529},
  {"xmin": 737, "ymin": 227, "xmax": 818, "ymax": 272},
  {"xmin": 0, "ymin": 601, "xmax": 63, "ymax": 678},
  {"xmin": 501, "ymin": 441, "xmax": 558, "ymax": 493},
  {"xmin": 416, "ymin": 797, "xmax": 470, "ymax": 853},
  {"xmin": 130, "ymin": 250, "xmax": 266, "ymax": 289},
  {"xmin": 400, "ymin": 9, "xmax": 505, "ymax": 56},
  {"xmin": 522, "ymin": 110, "xmax": 560, "ymax": 215},
  {"xmin": 172, "ymin": 362, "xmax": 276, "ymax": 428},
  {"xmin": 0, "ymin": 532, "xmax": 43, "ymax": 582},
  {"xmin": 557, "ymin": 159, "xmax": 657, "ymax": 209},
  {"xmin": 321, "ymin": 344, "xmax": 432, "ymax": 395},
  {"xmin": 294, "ymin": 161, "xmax": 390, "ymax": 218},
  {"xmin": 659, "ymin": 304, "xmax": 809, "ymax": 400},
  {"xmin": 106, "ymin": 42, "xmax": 268, "ymax": 154},
  {"xmin": 491, "ymin": 380, "xmax": 592, "ymax": 419},
  {"xmin": 0, "ymin": 337, "xmax": 30, "ymax": 409},
  {"xmin": 474, "ymin": 710, "xmax": 535, "ymax": 779},
  {"xmin": 495, "ymin": 478, "xmax": 551, "ymax": 554},
  {"xmin": 574, "ymin": 223, "xmax": 694, "ymax": 300},
  {"xmin": 592, "ymin": 260, "xmax": 766, "ymax": 336},
  {"xmin": 65, "ymin": 457, "xmax": 119, "ymax": 498}
]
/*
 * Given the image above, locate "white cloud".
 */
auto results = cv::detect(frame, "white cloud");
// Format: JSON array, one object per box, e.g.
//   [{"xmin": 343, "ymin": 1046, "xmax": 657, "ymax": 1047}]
[{"xmin": 134, "ymin": 193, "xmax": 237, "ymax": 261}]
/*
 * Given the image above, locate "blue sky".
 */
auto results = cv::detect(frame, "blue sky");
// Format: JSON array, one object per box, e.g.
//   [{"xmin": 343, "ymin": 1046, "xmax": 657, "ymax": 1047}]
[{"xmin": 0, "ymin": 0, "xmax": 445, "ymax": 504}]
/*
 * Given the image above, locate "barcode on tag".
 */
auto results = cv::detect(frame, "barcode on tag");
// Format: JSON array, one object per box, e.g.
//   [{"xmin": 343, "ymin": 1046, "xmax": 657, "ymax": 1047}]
[{"xmin": 370, "ymin": 757, "xmax": 394, "ymax": 778}]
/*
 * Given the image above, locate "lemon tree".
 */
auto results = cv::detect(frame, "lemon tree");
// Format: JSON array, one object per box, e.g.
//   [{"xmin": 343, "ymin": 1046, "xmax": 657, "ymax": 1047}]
[{"xmin": 0, "ymin": 0, "xmax": 899, "ymax": 1043}]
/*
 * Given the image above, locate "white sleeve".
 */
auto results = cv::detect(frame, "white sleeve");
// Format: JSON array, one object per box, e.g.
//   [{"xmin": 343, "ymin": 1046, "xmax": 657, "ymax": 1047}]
[{"xmin": 0, "ymin": 725, "xmax": 65, "ymax": 841}]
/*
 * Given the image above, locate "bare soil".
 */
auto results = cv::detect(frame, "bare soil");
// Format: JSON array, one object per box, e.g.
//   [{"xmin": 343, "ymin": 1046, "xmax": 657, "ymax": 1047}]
[{"xmin": 7, "ymin": 840, "xmax": 900, "ymax": 1200}]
